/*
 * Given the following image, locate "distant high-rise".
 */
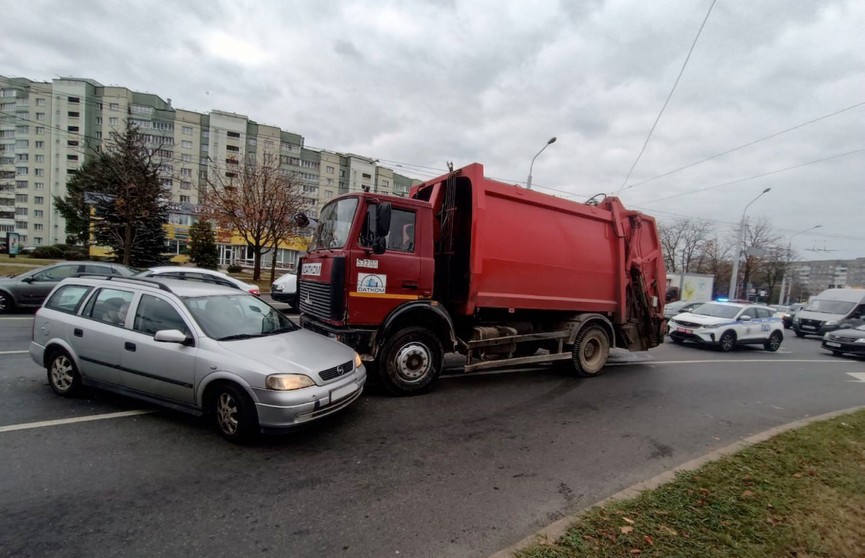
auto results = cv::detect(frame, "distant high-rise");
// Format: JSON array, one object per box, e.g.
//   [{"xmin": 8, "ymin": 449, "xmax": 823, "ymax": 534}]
[{"xmin": 0, "ymin": 75, "xmax": 419, "ymax": 267}]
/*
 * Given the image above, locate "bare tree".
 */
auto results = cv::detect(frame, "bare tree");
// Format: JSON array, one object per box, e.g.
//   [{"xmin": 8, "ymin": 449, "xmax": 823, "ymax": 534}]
[
  {"xmin": 658, "ymin": 217, "xmax": 713, "ymax": 273},
  {"xmin": 202, "ymin": 151, "xmax": 307, "ymax": 281},
  {"xmin": 737, "ymin": 216, "xmax": 784, "ymax": 301}
]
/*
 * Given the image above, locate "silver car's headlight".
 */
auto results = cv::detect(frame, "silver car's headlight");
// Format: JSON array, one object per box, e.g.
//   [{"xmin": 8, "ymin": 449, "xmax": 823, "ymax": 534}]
[
  {"xmin": 855, "ymin": 338, "xmax": 865, "ymax": 344},
  {"xmin": 824, "ymin": 320, "xmax": 837, "ymax": 326},
  {"xmin": 266, "ymin": 374, "xmax": 315, "ymax": 390},
  {"xmin": 354, "ymin": 353, "xmax": 362, "ymax": 368}
]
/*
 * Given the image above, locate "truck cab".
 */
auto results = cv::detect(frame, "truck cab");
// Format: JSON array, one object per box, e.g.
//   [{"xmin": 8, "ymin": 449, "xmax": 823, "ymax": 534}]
[{"xmin": 297, "ymin": 194, "xmax": 437, "ymax": 355}]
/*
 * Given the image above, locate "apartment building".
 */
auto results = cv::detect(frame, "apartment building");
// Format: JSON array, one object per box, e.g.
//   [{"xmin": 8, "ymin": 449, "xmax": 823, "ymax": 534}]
[
  {"xmin": 789, "ymin": 258, "xmax": 865, "ymax": 296},
  {"xmin": 0, "ymin": 75, "xmax": 420, "ymax": 267}
]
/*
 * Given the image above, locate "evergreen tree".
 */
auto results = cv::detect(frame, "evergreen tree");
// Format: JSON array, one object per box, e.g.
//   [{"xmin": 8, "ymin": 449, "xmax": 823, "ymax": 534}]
[
  {"xmin": 188, "ymin": 220, "xmax": 219, "ymax": 269},
  {"xmin": 54, "ymin": 122, "xmax": 168, "ymax": 267}
]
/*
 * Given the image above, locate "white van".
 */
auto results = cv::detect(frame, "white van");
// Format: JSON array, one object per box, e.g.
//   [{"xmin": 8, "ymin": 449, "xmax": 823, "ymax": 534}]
[{"xmin": 792, "ymin": 288, "xmax": 865, "ymax": 337}]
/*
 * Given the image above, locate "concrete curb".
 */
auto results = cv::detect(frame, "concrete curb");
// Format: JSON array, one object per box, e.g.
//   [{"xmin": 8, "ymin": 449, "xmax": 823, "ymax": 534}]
[{"xmin": 488, "ymin": 405, "xmax": 865, "ymax": 558}]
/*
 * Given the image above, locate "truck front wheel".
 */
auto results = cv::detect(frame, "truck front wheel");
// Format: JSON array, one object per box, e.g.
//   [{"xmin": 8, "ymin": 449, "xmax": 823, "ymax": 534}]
[
  {"xmin": 378, "ymin": 327, "xmax": 443, "ymax": 396},
  {"xmin": 570, "ymin": 325, "xmax": 610, "ymax": 377}
]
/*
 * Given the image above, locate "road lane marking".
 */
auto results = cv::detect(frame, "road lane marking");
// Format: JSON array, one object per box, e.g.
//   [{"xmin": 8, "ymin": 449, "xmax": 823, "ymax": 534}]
[
  {"xmin": 0, "ymin": 410, "xmax": 155, "ymax": 433},
  {"xmin": 443, "ymin": 359, "xmax": 854, "ymax": 378},
  {"xmin": 0, "ymin": 350, "xmax": 28, "ymax": 355},
  {"xmin": 847, "ymin": 372, "xmax": 865, "ymax": 383},
  {"xmin": 0, "ymin": 317, "xmax": 34, "ymax": 320}
]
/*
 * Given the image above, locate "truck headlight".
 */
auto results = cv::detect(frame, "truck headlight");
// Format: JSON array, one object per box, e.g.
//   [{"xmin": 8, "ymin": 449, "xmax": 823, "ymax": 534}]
[
  {"xmin": 273, "ymin": 284, "xmax": 283, "ymax": 292},
  {"xmin": 266, "ymin": 374, "xmax": 314, "ymax": 390},
  {"xmin": 793, "ymin": 317, "xmax": 800, "ymax": 323}
]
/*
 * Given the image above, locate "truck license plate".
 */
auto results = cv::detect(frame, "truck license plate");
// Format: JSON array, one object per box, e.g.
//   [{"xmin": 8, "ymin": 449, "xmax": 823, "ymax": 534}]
[
  {"xmin": 677, "ymin": 327, "xmax": 693, "ymax": 335},
  {"xmin": 825, "ymin": 341, "xmax": 841, "ymax": 348},
  {"xmin": 330, "ymin": 382, "xmax": 358, "ymax": 403}
]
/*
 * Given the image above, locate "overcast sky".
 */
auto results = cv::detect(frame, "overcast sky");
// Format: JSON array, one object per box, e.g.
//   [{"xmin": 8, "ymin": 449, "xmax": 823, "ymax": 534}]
[{"xmin": 3, "ymin": 0, "xmax": 863, "ymax": 259}]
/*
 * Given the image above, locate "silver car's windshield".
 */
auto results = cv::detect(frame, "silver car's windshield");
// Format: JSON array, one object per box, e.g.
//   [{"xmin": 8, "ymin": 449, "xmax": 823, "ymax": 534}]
[
  {"xmin": 693, "ymin": 303, "xmax": 741, "ymax": 319},
  {"xmin": 182, "ymin": 294, "xmax": 299, "ymax": 341},
  {"xmin": 310, "ymin": 197, "xmax": 359, "ymax": 250},
  {"xmin": 804, "ymin": 299, "xmax": 856, "ymax": 314}
]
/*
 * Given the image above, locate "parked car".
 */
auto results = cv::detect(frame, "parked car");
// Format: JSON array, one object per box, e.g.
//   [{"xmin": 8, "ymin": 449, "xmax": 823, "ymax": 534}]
[
  {"xmin": 30, "ymin": 276, "xmax": 366, "ymax": 443},
  {"xmin": 270, "ymin": 272, "xmax": 297, "ymax": 306},
  {"xmin": 664, "ymin": 300, "xmax": 705, "ymax": 319},
  {"xmin": 822, "ymin": 324, "xmax": 865, "ymax": 357},
  {"xmin": 0, "ymin": 261, "xmax": 134, "ymax": 314},
  {"xmin": 781, "ymin": 303, "xmax": 804, "ymax": 329},
  {"xmin": 668, "ymin": 301, "xmax": 784, "ymax": 352},
  {"xmin": 135, "ymin": 266, "xmax": 260, "ymax": 296}
]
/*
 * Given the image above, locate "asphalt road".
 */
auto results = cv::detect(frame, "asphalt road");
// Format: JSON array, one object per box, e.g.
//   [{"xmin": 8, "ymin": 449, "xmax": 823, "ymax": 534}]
[{"xmin": 1, "ymin": 312, "xmax": 864, "ymax": 558}]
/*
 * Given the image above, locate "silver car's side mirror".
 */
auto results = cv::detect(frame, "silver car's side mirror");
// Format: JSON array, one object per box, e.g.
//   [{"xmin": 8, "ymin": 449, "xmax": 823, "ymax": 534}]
[{"xmin": 154, "ymin": 329, "xmax": 189, "ymax": 344}]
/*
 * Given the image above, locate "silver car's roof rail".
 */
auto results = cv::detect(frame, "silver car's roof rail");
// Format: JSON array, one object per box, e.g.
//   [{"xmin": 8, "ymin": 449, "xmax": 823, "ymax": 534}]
[{"xmin": 73, "ymin": 274, "xmax": 174, "ymax": 293}]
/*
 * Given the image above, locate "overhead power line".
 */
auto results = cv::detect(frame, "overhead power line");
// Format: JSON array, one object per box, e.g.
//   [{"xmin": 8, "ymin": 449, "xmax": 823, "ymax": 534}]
[
  {"xmin": 638, "ymin": 147, "xmax": 865, "ymax": 205},
  {"xmin": 624, "ymin": 100, "xmax": 865, "ymax": 190},
  {"xmin": 616, "ymin": 0, "xmax": 718, "ymax": 194}
]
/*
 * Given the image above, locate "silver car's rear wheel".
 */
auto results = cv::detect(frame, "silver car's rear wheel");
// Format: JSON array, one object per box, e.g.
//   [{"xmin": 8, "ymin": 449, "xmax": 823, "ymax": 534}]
[{"xmin": 47, "ymin": 350, "xmax": 83, "ymax": 397}]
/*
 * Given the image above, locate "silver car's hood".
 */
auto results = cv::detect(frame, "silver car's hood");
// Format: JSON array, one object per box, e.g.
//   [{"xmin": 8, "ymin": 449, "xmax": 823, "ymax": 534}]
[{"xmin": 216, "ymin": 328, "xmax": 356, "ymax": 380}]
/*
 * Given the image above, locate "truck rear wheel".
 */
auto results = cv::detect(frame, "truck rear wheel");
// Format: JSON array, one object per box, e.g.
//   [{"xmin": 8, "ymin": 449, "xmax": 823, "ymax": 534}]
[
  {"xmin": 378, "ymin": 327, "xmax": 443, "ymax": 396},
  {"xmin": 570, "ymin": 325, "xmax": 610, "ymax": 377}
]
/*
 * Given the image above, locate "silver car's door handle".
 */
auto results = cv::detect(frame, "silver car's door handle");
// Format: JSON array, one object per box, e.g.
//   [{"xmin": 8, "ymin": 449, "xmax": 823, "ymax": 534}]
[
  {"xmin": 124, "ymin": 342, "xmax": 136, "ymax": 352},
  {"xmin": 73, "ymin": 328, "xmax": 83, "ymax": 337}
]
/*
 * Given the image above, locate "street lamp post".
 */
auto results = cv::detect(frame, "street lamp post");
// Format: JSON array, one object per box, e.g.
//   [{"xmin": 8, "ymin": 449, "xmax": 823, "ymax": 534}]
[
  {"xmin": 779, "ymin": 224, "xmax": 821, "ymax": 305},
  {"xmin": 727, "ymin": 187, "xmax": 771, "ymax": 300},
  {"xmin": 526, "ymin": 137, "xmax": 556, "ymax": 190}
]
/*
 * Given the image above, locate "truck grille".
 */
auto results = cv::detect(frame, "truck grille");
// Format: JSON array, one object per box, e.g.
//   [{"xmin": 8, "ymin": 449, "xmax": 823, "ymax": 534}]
[
  {"xmin": 299, "ymin": 280, "xmax": 333, "ymax": 321},
  {"xmin": 297, "ymin": 257, "xmax": 346, "ymax": 321},
  {"xmin": 799, "ymin": 318, "xmax": 823, "ymax": 329}
]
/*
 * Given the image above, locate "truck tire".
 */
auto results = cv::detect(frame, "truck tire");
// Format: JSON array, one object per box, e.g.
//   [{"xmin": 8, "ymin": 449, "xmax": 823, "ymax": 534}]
[
  {"xmin": 378, "ymin": 327, "xmax": 443, "ymax": 396},
  {"xmin": 570, "ymin": 325, "xmax": 610, "ymax": 377}
]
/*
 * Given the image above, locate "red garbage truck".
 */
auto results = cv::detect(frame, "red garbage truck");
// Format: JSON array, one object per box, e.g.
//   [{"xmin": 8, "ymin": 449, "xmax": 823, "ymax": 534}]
[{"xmin": 296, "ymin": 163, "xmax": 666, "ymax": 395}]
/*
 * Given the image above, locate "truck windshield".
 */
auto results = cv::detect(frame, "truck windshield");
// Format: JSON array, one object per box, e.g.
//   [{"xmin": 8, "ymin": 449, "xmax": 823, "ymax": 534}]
[
  {"xmin": 803, "ymin": 300, "xmax": 856, "ymax": 314},
  {"xmin": 310, "ymin": 198, "xmax": 359, "ymax": 250}
]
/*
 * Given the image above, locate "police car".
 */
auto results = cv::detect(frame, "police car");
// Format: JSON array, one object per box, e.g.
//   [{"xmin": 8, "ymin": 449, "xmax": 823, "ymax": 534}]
[{"xmin": 668, "ymin": 301, "xmax": 784, "ymax": 352}]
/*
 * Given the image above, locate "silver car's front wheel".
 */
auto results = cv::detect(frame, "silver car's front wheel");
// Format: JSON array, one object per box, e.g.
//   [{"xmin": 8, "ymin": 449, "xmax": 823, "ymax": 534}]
[{"xmin": 209, "ymin": 383, "xmax": 259, "ymax": 444}]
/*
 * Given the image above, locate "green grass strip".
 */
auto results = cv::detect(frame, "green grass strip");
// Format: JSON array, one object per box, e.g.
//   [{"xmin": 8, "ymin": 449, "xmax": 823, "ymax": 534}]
[{"xmin": 517, "ymin": 409, "xmax": 865, "ymax": 558}]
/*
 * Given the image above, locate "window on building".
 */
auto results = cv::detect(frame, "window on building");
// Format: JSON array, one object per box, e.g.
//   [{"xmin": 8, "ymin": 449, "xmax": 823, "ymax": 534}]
[
  {"xmin": 15, "ymin": 181, "xmax": 27, "ymax": 189},
  {"xmin": 34, "ymin": 223, "xmax": 44, "ymax": 231},
  {"xmin": 109, "ymin": 117, "xmax": 118, "ymax": 125},
  {"xmin": 15, "ymin": 194, "xmax": 28, "ymax": 202},
  {"xmin": 35, "ymin": 196, "xmax": 44, "ymax": 204},
  {"xmin": 227, "ymin": 131, "xmax": 240, "ymax": 138},
  {"xmin": 35, "ymin": 169, "xmax": 44, "ymax": 177},
  {"xmin": 16, "ymin": 207, "xmax": 28, "ymax": 216},
  {"xmin": 35, "ymin": 183, "xmax": 44, "ymax": 190},
  {"xmin": 35, "ymin": 155, "xmax": 44, "ymax": 163},
  {"xmin": 67, "ymin": 155, "xmax": 78, "ymax": 161},
  {"xmin": 36, "ymin": 98, "xmax": 46, "ymax": 107},
  {"xmin": 68, "ymin": 140, "xmax": 79, "ymax": 146},
  {"xmin": 181, "ymin": 181, "xmax": 192, "ymax": 190},
  {"xmin": 226, "ymin": 145, "xmax": 240, "ymax": 152},
  {"xmin": 35, "ymin": 112, "xmax": 45, "ymax": 121},
  {"xmin": 182, "ymin": 126, "xmax": 193, "ymax": 135},
  {"xmin": 96, "ymin": 117, "xmax": 102, "ymax": 125},
  {"xmin": 248, "ymin": 138, "xmax": 257, "ymax": 146},
  {"xmin": 179, "ymin": 195, "xmax": 191, "ymax": 203},
  {"xmin": 180, "ymin": 168, "xmax": 192, "ymax": 177},
  {"xmin": 181, "ymin": 140, "xmax": 192, "ymax": 149},
  {"xmin": 35, "ymin": 141, "xmax": 44, "ymax": 148},
  {"xmin": 15, "ymin": 221, "xmax": 28, "ymax": 230},
  {"xmin": 325, "ymin": 190, "xmax": 333, "ymax": 198},
  {"xmin": 68, "ymin": 111, "xmax": 80, "ymax": 118},
  {"xmin": 67, "ymin": 126, "xmax": 78, "ymax": 132},
  {"xmin": 34, "ymin": 210, "xmax": 43, "ymax": 217},
  {"xmin": 15, "ymin": 139, "xmax": 29, "ymax": 148},
  {"xmin": 35, "ymin": 127, "xmax": 44, "ymax": 135},
  {"xmin": 16, "ymin": 167, "xmax": 28, "ymax": 175},
  {"xmin": 16, "ymin": 154, "xmax": 28, "ymax": 162},
  {"xmin": 109, "ymin": 103, "xmax": 119, "ymax": 111},
  {"xmin": 326, "ymin": 166, "xmax": 335, "ymax": 174},
  {"xmin": 130, "ymin": 105, "xmax": 153, "ymax": 115},
  {"xmin": 68, "ymin": 96, "xmax": 80, "ymax": 104},
  {"xmin": 34, "ymin": 237, "xmax": 42, "ymax": 245}
]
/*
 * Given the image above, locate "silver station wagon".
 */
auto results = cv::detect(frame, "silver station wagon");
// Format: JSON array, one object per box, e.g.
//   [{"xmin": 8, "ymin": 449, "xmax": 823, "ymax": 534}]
[{"xmin": 30, "ymin": 276, "xmax": 366, "ymax": 443}]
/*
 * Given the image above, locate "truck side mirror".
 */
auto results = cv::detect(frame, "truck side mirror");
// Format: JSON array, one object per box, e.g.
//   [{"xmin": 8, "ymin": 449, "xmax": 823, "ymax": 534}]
[
  {"xmin": 376, "ymin": 203, "xmax": 392, "ymax": 237},
  {"xmin": 293, "ymin": 213, "xmax": 310, "ymax": 229}
]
